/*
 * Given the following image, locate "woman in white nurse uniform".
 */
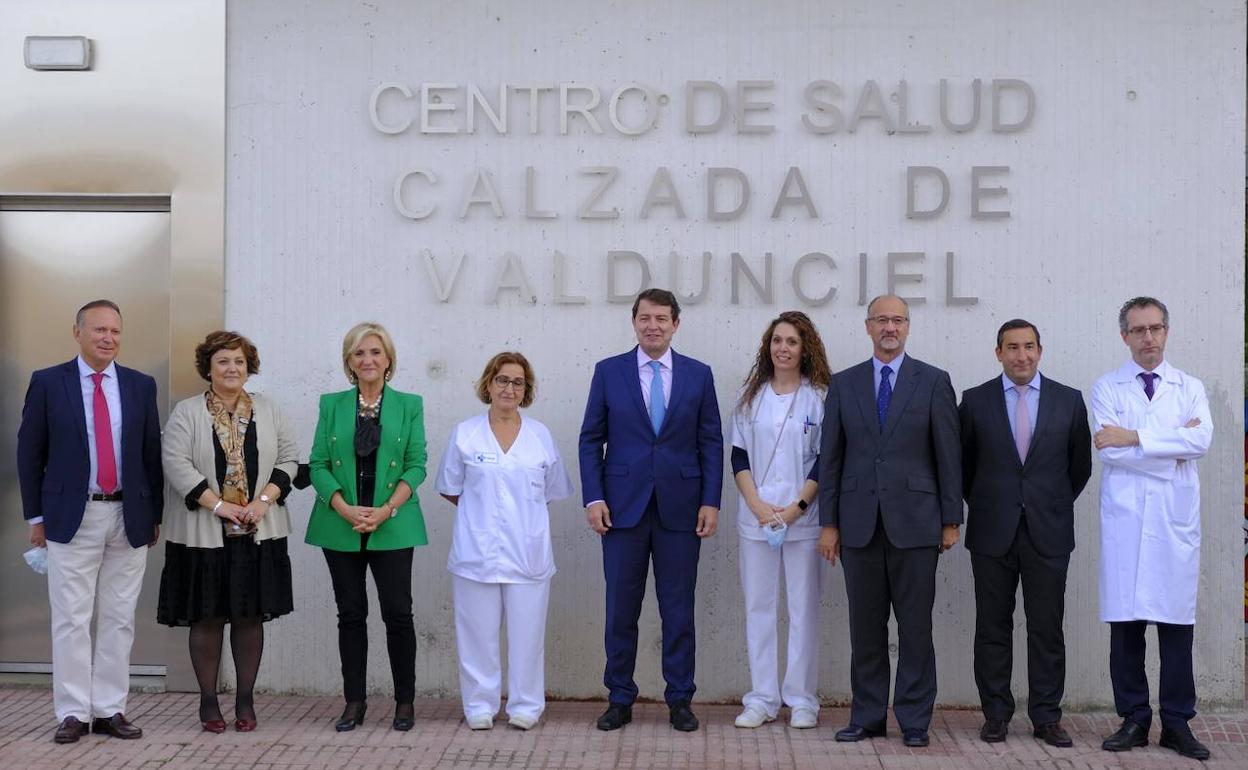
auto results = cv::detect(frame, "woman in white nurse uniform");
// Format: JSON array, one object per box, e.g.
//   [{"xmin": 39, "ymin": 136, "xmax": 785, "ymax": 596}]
[
  {"xmin": 731, "ymin": 311, "xmax": 832, "ymax": 730},
  {"xmin": 436, "ymin": 351, "xmax": 572, "ymax": 731}
]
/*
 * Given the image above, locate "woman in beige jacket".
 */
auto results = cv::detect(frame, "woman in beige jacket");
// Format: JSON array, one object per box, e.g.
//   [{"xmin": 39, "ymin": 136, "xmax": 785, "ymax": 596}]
[{"xmin": 156, "ymin": 331, "xmax": 299, "ymax": 733}]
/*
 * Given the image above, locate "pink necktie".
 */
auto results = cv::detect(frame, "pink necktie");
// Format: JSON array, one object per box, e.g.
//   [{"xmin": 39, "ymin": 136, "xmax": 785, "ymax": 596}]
[
  {"xmin": 1014, "ymin": 384, "xmax": 1031, "ymax": 462},
  {"xmin": 91, "ymin": 372, "xmax": 118, "ymax": 493}
]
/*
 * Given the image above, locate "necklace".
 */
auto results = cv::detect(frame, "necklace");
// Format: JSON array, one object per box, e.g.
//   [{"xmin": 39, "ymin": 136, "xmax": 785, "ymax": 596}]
[{"xmin": 357, "ymin": 390, "xmax": 382, "ymax": 419}]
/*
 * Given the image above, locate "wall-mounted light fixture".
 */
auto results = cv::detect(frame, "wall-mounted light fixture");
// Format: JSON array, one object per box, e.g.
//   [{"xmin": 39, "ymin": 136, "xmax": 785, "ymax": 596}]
[{"xmin": 24, "ymin": 36, "xmax": 92, "ymax": 71}]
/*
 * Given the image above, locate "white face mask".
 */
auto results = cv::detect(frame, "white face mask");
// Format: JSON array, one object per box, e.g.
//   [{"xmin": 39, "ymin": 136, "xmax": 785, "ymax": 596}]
[
  {"xmin": 765, "ymin": 513, "xmax": 788, "ymax": 550},
  {"xmin": 24, "ymin": 546, "xmax": 48, "ymax": 575}
]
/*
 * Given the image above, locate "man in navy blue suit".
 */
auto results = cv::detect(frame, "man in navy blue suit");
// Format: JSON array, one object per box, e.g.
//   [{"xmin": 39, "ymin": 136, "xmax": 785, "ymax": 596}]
[
  {"xmin": 579, "ymin": 288, "xmax": 723, "ymax": 732},
  {"xmin": 17, "ymin": 299, "xmax": 163, "ymax": 744}
]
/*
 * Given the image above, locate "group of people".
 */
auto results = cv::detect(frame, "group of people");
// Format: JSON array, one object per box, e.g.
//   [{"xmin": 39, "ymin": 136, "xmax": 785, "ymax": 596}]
[{"xmin": 15, "ymin": 289, "xmax": 1213, "ymax": 762}]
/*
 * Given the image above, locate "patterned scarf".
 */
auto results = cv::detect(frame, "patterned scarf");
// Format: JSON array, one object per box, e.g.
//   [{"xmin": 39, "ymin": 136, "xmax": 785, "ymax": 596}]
[{"xmin": 205, "ymin": 389, "xmax": 253, "ymax": 505}]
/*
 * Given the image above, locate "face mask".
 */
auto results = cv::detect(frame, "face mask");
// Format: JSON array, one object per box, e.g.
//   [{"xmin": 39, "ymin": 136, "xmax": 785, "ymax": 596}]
[
  {"xmin": 765, "ymin": 513, "xmax": 788, "ymax": 550},
  {"xmin": 24, "ymin": 546, "xmax": 48, "ymax": 575}
]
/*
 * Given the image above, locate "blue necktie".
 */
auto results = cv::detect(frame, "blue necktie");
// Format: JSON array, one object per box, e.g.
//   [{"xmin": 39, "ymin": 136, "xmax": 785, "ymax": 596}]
[
  {"xmin": 877, "ymin": 365, "xmax": 893, "ymax": 428},
  {"xmin": 1139, "ymin": 372, "xmax": 1157, "ymax": 400},
  {"xmin": 648, "ymin": 360, "xmax": 666, "ymax": 434}
]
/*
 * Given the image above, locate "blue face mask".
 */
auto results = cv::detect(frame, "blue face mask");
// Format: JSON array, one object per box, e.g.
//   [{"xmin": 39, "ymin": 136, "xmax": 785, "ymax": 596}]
[
  {"xmin": 24, "ymin": 546, "xmax": 48, "ymax": 575},
  {"xmin": 765, "ymin": 514, "xmax": 788, "ymax": 550}
]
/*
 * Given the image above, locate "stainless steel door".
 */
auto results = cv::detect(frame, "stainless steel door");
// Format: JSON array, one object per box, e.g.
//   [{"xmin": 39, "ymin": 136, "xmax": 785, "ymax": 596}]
[{"xmin": 0, "ymin": 201, "xmax": 180, "ymax": 676}]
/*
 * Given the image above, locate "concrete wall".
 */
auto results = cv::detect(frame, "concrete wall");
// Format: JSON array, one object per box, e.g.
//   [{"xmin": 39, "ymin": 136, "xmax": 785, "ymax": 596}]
[{"xmin": 225, "ymin": 0, "xmax": 1246, "ymax": 705}]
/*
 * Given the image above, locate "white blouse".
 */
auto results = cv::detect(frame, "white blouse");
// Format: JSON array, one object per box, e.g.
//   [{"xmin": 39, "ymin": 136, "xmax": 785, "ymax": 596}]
[
  {"xmin": 731, "ymin": 381, "xmax": 825, "ymax": 541},
  {"xmin": 435, "ymin": 412, "xmax": 573, "ymax": 583}
]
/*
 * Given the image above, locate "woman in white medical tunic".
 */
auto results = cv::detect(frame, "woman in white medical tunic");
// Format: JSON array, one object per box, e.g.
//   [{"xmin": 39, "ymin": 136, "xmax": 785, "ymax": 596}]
[
  {"xmin": 730, "ymin": 311, "xmax": 832, "ymax": 730},
  {"xmin": 436, "ymin": 351, "xmax": 572, "ymax": 731}
]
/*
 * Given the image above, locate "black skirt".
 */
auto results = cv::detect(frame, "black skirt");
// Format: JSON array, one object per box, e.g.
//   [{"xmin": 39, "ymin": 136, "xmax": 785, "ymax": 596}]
[{"xmin": 157, "ymin": 534, "xmax": 294, "ymax": 626}]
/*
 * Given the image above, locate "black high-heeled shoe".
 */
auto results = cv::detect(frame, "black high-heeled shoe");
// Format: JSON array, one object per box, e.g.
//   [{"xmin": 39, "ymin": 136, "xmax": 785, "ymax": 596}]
[
  {"xmin": 392, "ymin": 703, "xmax": 414, "ymax": 731},
  {"xmin": 335, "ymin": 701, "xmax": 367, "ymax": 732}
]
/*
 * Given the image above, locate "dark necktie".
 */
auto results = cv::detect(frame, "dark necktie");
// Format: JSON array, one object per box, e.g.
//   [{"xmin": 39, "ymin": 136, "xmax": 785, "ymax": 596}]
[
  {"xmin": 877, "ymin": 365, "xmax": 893, "ymax": 429},
  {"xmin": 1139, "ymin": 372, "xmax": 1157, "ymax": 400}
]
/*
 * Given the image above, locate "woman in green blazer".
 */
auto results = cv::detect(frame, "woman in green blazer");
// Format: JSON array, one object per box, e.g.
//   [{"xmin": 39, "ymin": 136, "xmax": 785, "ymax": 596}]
[{"xmin": 306, "ymin": 322, "xmax": 427, "ymax": 732}]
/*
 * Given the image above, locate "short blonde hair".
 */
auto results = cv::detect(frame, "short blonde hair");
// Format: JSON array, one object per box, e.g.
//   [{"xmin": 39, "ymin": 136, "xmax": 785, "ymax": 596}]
[
  {"xmin": 341, "ymin": 322, "xmax": 398, "ymax": 384},
  {"xmin": 475, "ymin": 351, "xmax": 536, "ymax": 408}
]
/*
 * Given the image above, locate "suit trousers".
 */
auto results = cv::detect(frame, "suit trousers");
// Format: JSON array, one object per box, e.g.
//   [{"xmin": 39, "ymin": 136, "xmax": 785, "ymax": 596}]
[
  {"xmin": 738, "ymin": 537, "xmax": 822, "ymax": 715},
  {"xmin": 601, "ymin": 498, "xmax": 701, "ymax": 706},
  {"xmin": 971, "ymin": 517, "xmax": 1070, "ymax": 726},
  {"xmin": 322, "ymin": 544, "xmax": 416, "ymax": 704},
  {"xmin": 840, "ymin": 516, "xmax": 939, "ymax": 731},
  {"xmin": 452, "ymin": 575, "xmax": 550, "ymax": 721},
  {"xmin": 46, "ymin": 500, "xmax": 148, "ymax": 722},
  {"xmin": 1109, "ymin": 620, "xmax": 1196, "ymax": 729}
]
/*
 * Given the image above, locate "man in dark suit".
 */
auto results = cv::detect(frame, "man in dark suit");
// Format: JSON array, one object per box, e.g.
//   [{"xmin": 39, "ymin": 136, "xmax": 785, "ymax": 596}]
[
  {"xmin": 578, "ymin": 288, "xmax": 723, "ymax": 732},
  {"xmin": 959, "ymin": 319, "xmax": 1092, "ymax": 747},
  {"xmin": 817, "ymin": 294, "xmax": 961, "ymax": 748},
  {"xmin": 17, "ymin": 300, "xmax": 163, "ymax": 744}
]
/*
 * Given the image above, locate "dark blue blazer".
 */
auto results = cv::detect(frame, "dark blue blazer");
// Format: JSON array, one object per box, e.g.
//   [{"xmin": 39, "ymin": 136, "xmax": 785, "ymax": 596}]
[
  {"xmin": 16, "ymin": 359, "xmax": 164, "ymax": 548},
  {"xmin": 578, "ymin": 347, "xmax": 724, "ymax": 530}
]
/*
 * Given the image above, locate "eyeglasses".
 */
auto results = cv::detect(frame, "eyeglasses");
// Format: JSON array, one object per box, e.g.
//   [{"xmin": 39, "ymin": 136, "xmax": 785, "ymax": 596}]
[
  {"xmin": 867, "ymin": 315, "xmax": 909, "ymax": 327},
  {"xmin": 1126, "ymin": 324, "xmax": 1167, "ymax": 338},
  {"xmin": 492, "ymin": 376, "xmax": 527, "ymax": 391}
]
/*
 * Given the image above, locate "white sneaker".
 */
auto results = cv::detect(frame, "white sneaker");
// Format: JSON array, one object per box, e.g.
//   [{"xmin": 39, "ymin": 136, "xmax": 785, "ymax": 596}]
[
  {"xmin": 507, "ymin": 713, "xmax": 538, "ymax": 730},
  {"xmin": 789, "ymin": 708, "xmax": 818, "ymax": 729},
  {"xmin": 734, "ymin": 705, "xmax": 775, "ymax": 728},
  {"xmin": 466, "ymin": 713, "xmax": 494, "ymax": 730}
]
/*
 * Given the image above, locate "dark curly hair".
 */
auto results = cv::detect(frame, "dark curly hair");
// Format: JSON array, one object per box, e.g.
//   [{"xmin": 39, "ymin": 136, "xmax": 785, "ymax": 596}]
[
  {"xmin": 737, "ymin": 311, "xmax": 832, "ymax": 412},
  {"xmin": 195, "ymin": 330, "xmax": 260, "ymax": 382}
]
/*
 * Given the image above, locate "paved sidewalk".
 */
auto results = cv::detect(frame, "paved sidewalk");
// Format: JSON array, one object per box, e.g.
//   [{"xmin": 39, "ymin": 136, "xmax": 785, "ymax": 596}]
[{"xmin": 1, "ymin": 686, "xmax": 1244, "ymax": 769}]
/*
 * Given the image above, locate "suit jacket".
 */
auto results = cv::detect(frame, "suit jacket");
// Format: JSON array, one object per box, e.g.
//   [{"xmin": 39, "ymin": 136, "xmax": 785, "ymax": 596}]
[
  {"xmin": 817, "ymin": 356, "xmax": 961, "ymax": 549},
  {"xmin": 16, "ymin": 358, "xmax": 164, "ymax": 548},
  {"xmin": 162, "ymin": 391, "xmax": 300, "ymax": 548},
  {"xmin": 578, "ymin": 347, "xmax": 724, "ymax": 531},
  {"xmin": 960, "ymin": 373, "xmax": 1092, "ymax": 558},
  {"xmin": 305, "ymin": 385, "xmax": 428, "ymax": 551}
]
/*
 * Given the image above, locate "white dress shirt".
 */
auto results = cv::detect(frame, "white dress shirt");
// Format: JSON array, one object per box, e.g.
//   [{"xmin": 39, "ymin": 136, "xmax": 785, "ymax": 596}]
[
  {"xmin": 78, "ymin": 355, "xmax": 124, "ymax": 494},
  {"xmin": 637, "ymin": 346, "xmax": 673, "ymax": 409}
]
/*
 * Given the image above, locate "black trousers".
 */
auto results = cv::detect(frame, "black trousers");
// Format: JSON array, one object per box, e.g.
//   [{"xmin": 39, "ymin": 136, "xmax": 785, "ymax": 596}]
[
  {"xmin": 971, "ymin": 517, "xmax": 1070, "ymax": 726},
  {"xmin": 840, "ymin": 518, "xmax": 939, "ymax": 731},
  {"xmin": 322, "ymin": 541, "xmax": 416, "ymax": 704},
  {"xmin": 1110, "ymin": 620, "xmax": 1196, "ymax": 729}
]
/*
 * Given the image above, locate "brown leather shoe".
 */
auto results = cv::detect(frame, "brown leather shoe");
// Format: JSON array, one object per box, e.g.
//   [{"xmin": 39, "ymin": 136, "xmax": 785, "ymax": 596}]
[
  {"xmin": 53, "ymin": 716, "xmax": 89, "ymax": 744},
  {"xmin": 91, "ymin": 713, "xmax": 143, "ymax": 739}
]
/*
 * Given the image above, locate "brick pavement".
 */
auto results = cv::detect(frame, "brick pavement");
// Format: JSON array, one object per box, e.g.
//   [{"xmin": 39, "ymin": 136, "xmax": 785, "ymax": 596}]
[{"xmin": 0, "ymin": 686, "xmax": 1244, "ymax": 769}]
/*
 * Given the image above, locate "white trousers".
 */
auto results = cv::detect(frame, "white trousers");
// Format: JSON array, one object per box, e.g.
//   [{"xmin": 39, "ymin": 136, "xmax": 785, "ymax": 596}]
[
  {"xmin": 451, "ymin": 575, "xmax": 550, "ymax": 721},
  {"xmin": 46, "ymin": 501, "xmax": 147, "ymax": 722},
  {"xmin": 739, "ymin": 536, "xmax": 822, "ymax": 715}
]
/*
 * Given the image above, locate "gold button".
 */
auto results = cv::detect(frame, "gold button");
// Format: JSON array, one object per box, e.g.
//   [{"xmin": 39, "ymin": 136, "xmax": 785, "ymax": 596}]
[
  {"xmin": 387, "ymin": 482, "xmax": 394, "ymax": 489},
  {"xmin": 390, "ymin": 460, "xmax": 396, "ymax": 467},
  {"xmin": 331, "ymin": 436, "xmax": 337, "ymax": 441},
  {"xmin": 335, "ymin": 460, "xmax": 341, "ymax": 466}
]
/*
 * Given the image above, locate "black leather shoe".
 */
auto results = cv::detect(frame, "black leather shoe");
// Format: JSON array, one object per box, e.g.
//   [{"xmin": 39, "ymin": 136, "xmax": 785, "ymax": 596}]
[
  {"xmin": 902, "ymin": 728, "xmax": 930, "ymax": 747},
  {"xmin": 1159, "ymin": 725, "xmax": 1211, "ymax": 760},
  {"xmin": 1033, "ymin": 721, "xmax": 1073, "ymax": 747},
  {"xmin": 834, "ymin": 723, "xmax": 887, "ymax": 741},
  {"xmin": 596, "ymin": 703, "xmax": 632, "ymax": 731},
  {"xmin": 91, "ymin": 713, "xmax": 142, "ymax": 739},
  {"xmin": 53, "ymin": 716, "xmax": 89, "ymax": 744},
  {"xmin": 669, "ymin": 701, "xmax": 699, "ymax": 732},
  {"xmin": 980, "ymin": 718, "xmax": 1008, "ymax": 743},
  {"xmin": 1102, "ymin": 720, "xmax": 1149, "ymax": 751},
  {"xmin": 392, "ymin": 703, "xmax": 414, "ymax": 732},
  {"xmin": 335, "ymin": 702, "xmax": 367, "ymax": 732}
]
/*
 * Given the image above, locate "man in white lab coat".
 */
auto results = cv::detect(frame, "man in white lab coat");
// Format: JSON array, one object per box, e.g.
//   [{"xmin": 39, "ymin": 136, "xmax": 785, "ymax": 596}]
[{"xmin": 1091, "ymin": 296, "xmax": 1212, "ymax": 761}]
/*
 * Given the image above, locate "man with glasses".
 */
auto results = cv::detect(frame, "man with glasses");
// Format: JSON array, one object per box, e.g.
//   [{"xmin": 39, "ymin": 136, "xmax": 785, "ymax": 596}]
[
  {"xmin": 578, "ymin": 288, "xmax": 723, "ymax": 732},
  {"xmin": 1092, "ymin": 296, "xmax": 1212, "ymax": 760},
  {"xmin": 816, "ymin": 294, "xmax": 961, "ymax": 747}
]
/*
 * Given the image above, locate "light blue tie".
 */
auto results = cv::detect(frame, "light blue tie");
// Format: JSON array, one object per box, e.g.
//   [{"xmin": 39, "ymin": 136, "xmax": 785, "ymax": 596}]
[{"xmin": 648, "ymin": 360, "xmax": 666, "ymax": 434}]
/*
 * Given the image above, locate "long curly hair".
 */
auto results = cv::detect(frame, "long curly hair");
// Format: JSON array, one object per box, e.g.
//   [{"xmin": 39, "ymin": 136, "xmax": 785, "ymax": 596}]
[{"xmin": 736, "ymin": 311, "xmax": 832, "ymax": 412}]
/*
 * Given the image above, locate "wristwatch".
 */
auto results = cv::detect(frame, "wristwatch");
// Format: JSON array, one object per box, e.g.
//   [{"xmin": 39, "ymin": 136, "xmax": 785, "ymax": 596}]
[
  {"xmin": 796, "ymin": 499, "xmax": 809, "ymax": 511},
  {"xmin": 259, "ymin": 493, "xmax": 274, "ymax": 505}
]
